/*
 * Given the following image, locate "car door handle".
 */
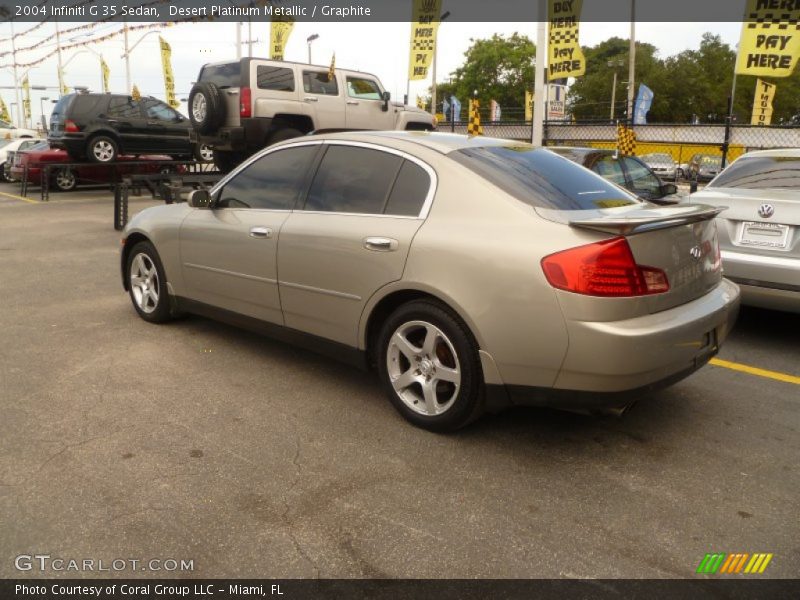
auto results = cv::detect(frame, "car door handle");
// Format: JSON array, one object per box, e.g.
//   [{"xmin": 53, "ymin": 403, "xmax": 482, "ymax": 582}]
[
  {"xmin": 363, "ymin": 237, "xmax": 397, "ymax": 251},
  {"xmin": 249, "ymin": 227, "xmax": 273, "ymax": 239},
  {"xmin": 303, "ymin": 96, "xmax": 319, "ymax": 102},
  {"xmin": 346, "ymin": 101, "xmax": 359, "ymax": 106},
  {"xmin": 106, "ymin": 119, "xmax": 118, "ymax": 124},
  {"xmin": 147, "ymin": 121, "xmax": 160, "ymax": 126}
]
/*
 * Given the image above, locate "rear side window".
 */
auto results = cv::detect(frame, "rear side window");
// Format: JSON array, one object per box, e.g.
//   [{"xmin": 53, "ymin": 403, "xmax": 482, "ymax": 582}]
[
  {"xmin": 200, "ymin": 62, "xmax": 241, "ymax": 88},
  {"xmin": 108, "ymin": 97, "xmax": 141, "ymax": 119},
  {"xmin": 303, "ymin": 71, "xmax": 338, "ymax": 95},
  {"xmin": 217, "ymin": 145, "xmax": 318, "ymax": 210},
  {"xmin": 451, "ymin": 146, "xmax": 639, "ymax": 210},
  {"xmin": 304, "ymin": 146, "xmax": 403, "ymax": 214},
  {"xmin": 257, "ymin": 66, "xmax": 294, "ymax": 92},
  {"xmin": 384, "ymin": 161, "xmax": 430, "ymax": 216},
  {"xmin": 72, "ymin": 95, "xmax": 107, "ymax": 117},
  {"xmin": 709, "ymin": 156, "xmax": 800, "ymax": 190}
]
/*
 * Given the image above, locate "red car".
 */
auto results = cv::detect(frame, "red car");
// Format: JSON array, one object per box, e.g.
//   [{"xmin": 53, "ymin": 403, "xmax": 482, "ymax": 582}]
[{"xmin": 10, "ymin": 143, "xmax": 183, "ymax": 191}]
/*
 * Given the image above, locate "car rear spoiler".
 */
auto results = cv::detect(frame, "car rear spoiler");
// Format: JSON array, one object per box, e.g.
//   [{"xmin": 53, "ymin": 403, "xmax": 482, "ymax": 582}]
[{"xmin": 569, "ymin": 204, "xmax": 727, "ymax": 235}]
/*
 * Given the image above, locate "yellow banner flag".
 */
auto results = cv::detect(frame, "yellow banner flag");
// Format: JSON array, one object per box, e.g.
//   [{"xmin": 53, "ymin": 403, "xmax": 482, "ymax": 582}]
[
  {"xmin": 548, "ymin": 0, "xmax": 586, "ymax": 80},
  {"xmin": 525, "ymin": 90, "xmax": 533, "ymax": 121},
  {"xmin": 751, "ymin": 78, "xmax": 776, "ymax": 125},
  {"xmin": 131, "ymin": 85, "xmax": 141, "ymax": 101},
  {"xmin": 617, "ymin": 123, "xmax": 636, "ymax": 156},
  {"xmin": 736, "ymin": 0, "xmax": 800, "ymax": 77},
  {"xmin": 21, "ymin": 76, "xmax": 31, "ymax": 120},
  {"xmin": 270, "ymin": 20, "xmax": 294, "ymax": 60},
  {"xmin": 408, "ymin": 0, "xmax": 441, "ymax": 80},
  {"xmin": 328, "ymin": 52, "xmax": 336, "ymax": 81},
  {"xmin": 58, "ymin": 68, "xmax": 69, "ymax": 96},
  {"xmin": 159, "ymin": 36, "xmax": 180, "ymax": 109},
  {"xmin": 100, "ymin": 57, "xmax": 110, "ymax": 94},
  {"xmin": 0, "ymin": 96, "xmax": 10, "ymax": 122}
]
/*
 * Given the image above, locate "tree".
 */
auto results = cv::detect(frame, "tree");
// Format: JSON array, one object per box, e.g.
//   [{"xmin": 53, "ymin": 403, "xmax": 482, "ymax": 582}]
[{"xmin": 433, "ymin": 33, "xmax": 536, "ymax": 117}]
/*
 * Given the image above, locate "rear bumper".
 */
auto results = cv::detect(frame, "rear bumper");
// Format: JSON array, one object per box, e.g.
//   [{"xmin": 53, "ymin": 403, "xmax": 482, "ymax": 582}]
[
  {"xmin": 192, "ymin": 118, "xmax": 273, "ymax": 152},
  {"xmin": 722, "ymin": 249, "xmax": 800, "ymax": 313},
  {"xmin": 486, "ymin": 279, "xmax": 740, "ymax": 411},
  {"xmin": 48, "ymin": 134, "xmax": 86, "ymax": 157},
  {"xmin": 552, "ymin": 278, "xmax": 740, "ymax": 394}
]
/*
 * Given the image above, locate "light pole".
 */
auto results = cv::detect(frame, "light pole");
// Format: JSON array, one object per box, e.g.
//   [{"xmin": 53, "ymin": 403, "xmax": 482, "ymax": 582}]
[
  {"xmin": 121, "ymin": 29, "xmax": 163, "ymax": 94},
  {"xmin": 627, "ymin": 0, "xmax": 636, "ymax": 123},
  {"xmin": 39, "ymin": 96, "xmax": 50, "ymax": 131},
  {"xmin": 10, "ymin": 103, "xmax": 17, "ymax": 127},
  {"xmin": 307, "ymin": 34, "xmax": 319, "ymax": 64},
  {"xmin": 608, "ymin": 58, "xmax": 625, "ymax": 121},
  {"xmin": 430, "ymin": 11, "xmax": 451, "ymax": 116}
]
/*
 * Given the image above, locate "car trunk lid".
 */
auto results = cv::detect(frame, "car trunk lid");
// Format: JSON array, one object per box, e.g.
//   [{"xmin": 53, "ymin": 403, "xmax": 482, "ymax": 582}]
[{"xmin": 540, "ymin": 203, "xmax": 725, "ymax": 313}]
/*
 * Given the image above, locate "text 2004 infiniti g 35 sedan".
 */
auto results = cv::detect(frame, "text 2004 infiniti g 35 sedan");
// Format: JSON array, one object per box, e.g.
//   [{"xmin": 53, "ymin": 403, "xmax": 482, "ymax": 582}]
[{"xmin": 121, "ymin": 132, "xmax": 740, "ymax": 431}]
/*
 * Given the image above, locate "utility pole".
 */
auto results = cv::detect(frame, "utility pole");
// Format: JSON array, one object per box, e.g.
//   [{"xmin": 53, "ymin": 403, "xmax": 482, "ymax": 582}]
[
  {"xmin": 627, "ymin": 0, "xmax": 636, "ymax": 123},
  {"xmin": 236, "ymin": 23, "xmax": 242, "ymax": 59},
  {"xmin": 124, "ymin": 22, "xmax": 131, "ymax": 93},
  {"xmin": 10, "ymin": 22, "xmax": 22, "ymax": 127},
  {"xmin": 531, "ymin": 0, "xmax": 547, "ymax": 146}
]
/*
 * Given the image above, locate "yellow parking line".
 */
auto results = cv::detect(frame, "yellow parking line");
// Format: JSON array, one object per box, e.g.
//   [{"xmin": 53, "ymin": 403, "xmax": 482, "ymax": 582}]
[
  {"xmin": 0, "ymin": 190, "xmax": 38, "ymax": 204},
  {"xmin": 710, "ymin": 358, "xmax": 800, "ymax": 385}
]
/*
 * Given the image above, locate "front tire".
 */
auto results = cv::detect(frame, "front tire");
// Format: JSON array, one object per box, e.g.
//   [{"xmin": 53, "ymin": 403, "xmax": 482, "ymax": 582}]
[
  {"xmin": 87, "ymin": 135, "xmax": 118, "ymax": 163},
  {"xmin": 126, "ymin": 241, "xmax": 173, "ymax": 323},
  {"xmin": 377, "ymin": 300, "xmax": 485, "ymax": 432},
  {"xmin": 54, "ymin": 168, "xmax": 77, "ymax": 191}
]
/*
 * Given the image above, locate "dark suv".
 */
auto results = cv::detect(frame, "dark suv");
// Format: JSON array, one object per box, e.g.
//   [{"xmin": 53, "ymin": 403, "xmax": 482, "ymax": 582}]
[{"xmin": 48, "ymin": 93, "xmax": 198, "ymax": 163}]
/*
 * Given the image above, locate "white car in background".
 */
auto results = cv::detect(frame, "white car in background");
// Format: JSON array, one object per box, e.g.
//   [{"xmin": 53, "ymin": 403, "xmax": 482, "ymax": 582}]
[
  {"xmin": 0, "ymin": 137, "xmax": 45, "ymax": 182},
  {"xmin": 0, "ymin": 119, "xmax": 37, "ymax": 140}
]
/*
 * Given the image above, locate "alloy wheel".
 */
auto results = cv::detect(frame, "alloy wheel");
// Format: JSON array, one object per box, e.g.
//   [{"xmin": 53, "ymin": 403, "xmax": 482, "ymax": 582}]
[
  {"xmin": 129, "ymin": 253, "xmax": 160, "ymax": 314},
  {"xmin": 386, "ymin": 320, "xmax": 461, "ymax": 416},
  {"xmin": 92, "ymin": 140, "xmax": 115, "ymax": 162},
  {"xmin": 192, "ymin": 94, "xmax": 207, "ymax": 123}
]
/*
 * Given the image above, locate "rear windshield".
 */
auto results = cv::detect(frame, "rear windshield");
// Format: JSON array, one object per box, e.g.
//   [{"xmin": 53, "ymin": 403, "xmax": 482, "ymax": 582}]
[
  {"xmin": 50, "ymin": 95, "xmax": 74, "ymax": 118},
  {"xmin": 199, "ymin": 62, "xmax": 241, "ymax": 88},
  {"xmin": 451, "ymin": 146, "xmax": 639, "ymax": 210},
  {"xmin": 709, "ymin": 155, "xmax": 800, "ymax": 190}
]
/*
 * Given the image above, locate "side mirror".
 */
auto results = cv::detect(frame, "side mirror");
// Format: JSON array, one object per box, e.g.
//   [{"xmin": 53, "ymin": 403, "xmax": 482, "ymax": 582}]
[
  {"xmin": 188, "ymin": 189, "xmax": 211, "ymax": 208},
  {"xmin": 661, "ymin": 183, "xmax": 678, "ymax": 196},
  {"xmin": 382, "ymin": 91, "xmax": 391, "ymax": 112}
]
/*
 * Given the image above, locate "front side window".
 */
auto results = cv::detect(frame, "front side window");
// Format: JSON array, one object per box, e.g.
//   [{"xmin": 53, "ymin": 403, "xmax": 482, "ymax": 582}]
[
  {"xmin": 623, "ymin": 157, "xmax": 662, "ymax": 196},
  {"xmin": 709, "ymin": 155, "xmax": 800, "ymax": 189},
  {"xmin": 143, "ymin": 99, "xmax": 179, "ymax": 121},
  {"xmin": 108, "ymin": 97, "xmax": 141, "ymax": 119},
  {"xmin": 346, "ymin": 77, "xmax": 382, "ymax": 100},
  {"xmin": 303, "ymin": 71, "xmax": 338, "ymax": 95},
  {"xmin": 304, "ymin": 145, "xmax": 403, "ymax": 214},
  {"xmin": 217, "ymin": 145, "xmax": 318, "ymax": 210}
]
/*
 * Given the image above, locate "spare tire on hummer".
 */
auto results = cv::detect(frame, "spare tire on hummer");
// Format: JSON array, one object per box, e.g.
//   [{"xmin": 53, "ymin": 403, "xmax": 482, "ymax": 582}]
[{"xmin": 188, "ymin": 82, "xmax": 226, "ymax": 135}]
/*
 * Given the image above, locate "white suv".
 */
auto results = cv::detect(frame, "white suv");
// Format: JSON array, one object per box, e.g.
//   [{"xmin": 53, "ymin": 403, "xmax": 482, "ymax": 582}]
[{"xmin": 188, "ymin": 58, "xmax": 437, "ymax": 172}]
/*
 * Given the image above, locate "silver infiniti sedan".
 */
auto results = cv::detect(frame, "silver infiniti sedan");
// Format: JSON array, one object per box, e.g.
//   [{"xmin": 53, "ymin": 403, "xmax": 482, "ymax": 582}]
[
  {"xmin": 121, "ymin": 132, "xmax": 740, "ymax": 431},
  {"xmin": 687, "ymin": 148, "xmax": 800, "ymax": 313}
]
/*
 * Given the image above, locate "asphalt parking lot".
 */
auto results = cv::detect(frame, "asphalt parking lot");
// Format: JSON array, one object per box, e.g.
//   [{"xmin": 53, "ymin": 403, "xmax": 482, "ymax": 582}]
[{"xmin": 1, "ymin": 184, "xmax": 798, "ymax": 579}]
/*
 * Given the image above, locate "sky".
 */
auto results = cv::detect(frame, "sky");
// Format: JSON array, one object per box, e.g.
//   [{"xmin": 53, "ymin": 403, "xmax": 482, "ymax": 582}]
[{"xmin": 1, "ymin": 20, "xmax": 743, "ymax": 128}]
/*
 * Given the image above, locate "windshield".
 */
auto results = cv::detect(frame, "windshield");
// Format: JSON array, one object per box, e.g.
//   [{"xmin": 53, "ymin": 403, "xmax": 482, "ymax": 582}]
[
  {"xmin": 451, "ymin": 146, "xmax": 640, "ymax": 210},
  {"xmin": 708, "ymin": 155, "xmax": 800, "ymax": 190}
]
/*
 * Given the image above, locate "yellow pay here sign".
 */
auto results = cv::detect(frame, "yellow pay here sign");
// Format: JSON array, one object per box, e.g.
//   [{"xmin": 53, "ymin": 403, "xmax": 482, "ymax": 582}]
[{"xmin": 736, "ymin": 0, "xmax": 800, "ymax": 77}]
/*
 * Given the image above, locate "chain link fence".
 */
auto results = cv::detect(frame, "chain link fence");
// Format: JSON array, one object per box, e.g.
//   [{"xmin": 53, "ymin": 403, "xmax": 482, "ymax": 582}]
[{"xmin": 446, "ymin": 117, "xmax": 800, "ymax": 183}]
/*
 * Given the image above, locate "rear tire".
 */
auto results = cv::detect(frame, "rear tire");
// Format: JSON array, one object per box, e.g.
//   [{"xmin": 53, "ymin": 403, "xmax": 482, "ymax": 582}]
[
  {"xmin": 87, "ymin": 135, "xmax": 118, "ymax": 163},
  {"xmin": 212, "ymin": 149, "xmax": 244, "ymax": 174},
  {"xmin": 376, "ymin": 300, "xmax": 485, "ymax": 432},
  {"xmin": 188, "ymin": 82, "xmax": 225, "ymax": 135},
  {"xmin": 267, "ymin": 127, "xmax": 303, "ymax": 146},
  {"xmin": 126, "ymin": 241, "xmax": 173, "ymax": 324}
]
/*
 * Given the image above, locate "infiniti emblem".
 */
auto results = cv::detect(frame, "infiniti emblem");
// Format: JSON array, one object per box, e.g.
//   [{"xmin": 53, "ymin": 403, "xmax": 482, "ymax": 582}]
[
  {"xmin": 690, "ymin": 246, "xmax": 703, "ymax": 260},
  {"xmin": 758, "ymin": 203, "xmax": 775, "ymax": 218}
]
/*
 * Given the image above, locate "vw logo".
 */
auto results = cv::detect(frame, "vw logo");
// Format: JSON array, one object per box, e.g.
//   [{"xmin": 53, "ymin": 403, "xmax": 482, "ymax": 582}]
[
  {"xmin": 690, "ymin": 246, "xmax": 703, "ymax": 260},
  {"xmin": 758, "ymin": 204, "xmax": 775, "ymax": 219}
]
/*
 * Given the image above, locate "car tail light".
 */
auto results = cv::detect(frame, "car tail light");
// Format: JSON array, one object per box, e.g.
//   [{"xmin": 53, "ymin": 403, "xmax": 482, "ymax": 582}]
[
  {"xmin": 541, "ymin": 237, "xmax": 670, "ymax": 297},
  {"xmin": 64, "ymin": 119, "xmax": 79, "ymax": 132},
  {"xmin": 240, "ymin": 87, "xmax": 251, "ymax": 118}
]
